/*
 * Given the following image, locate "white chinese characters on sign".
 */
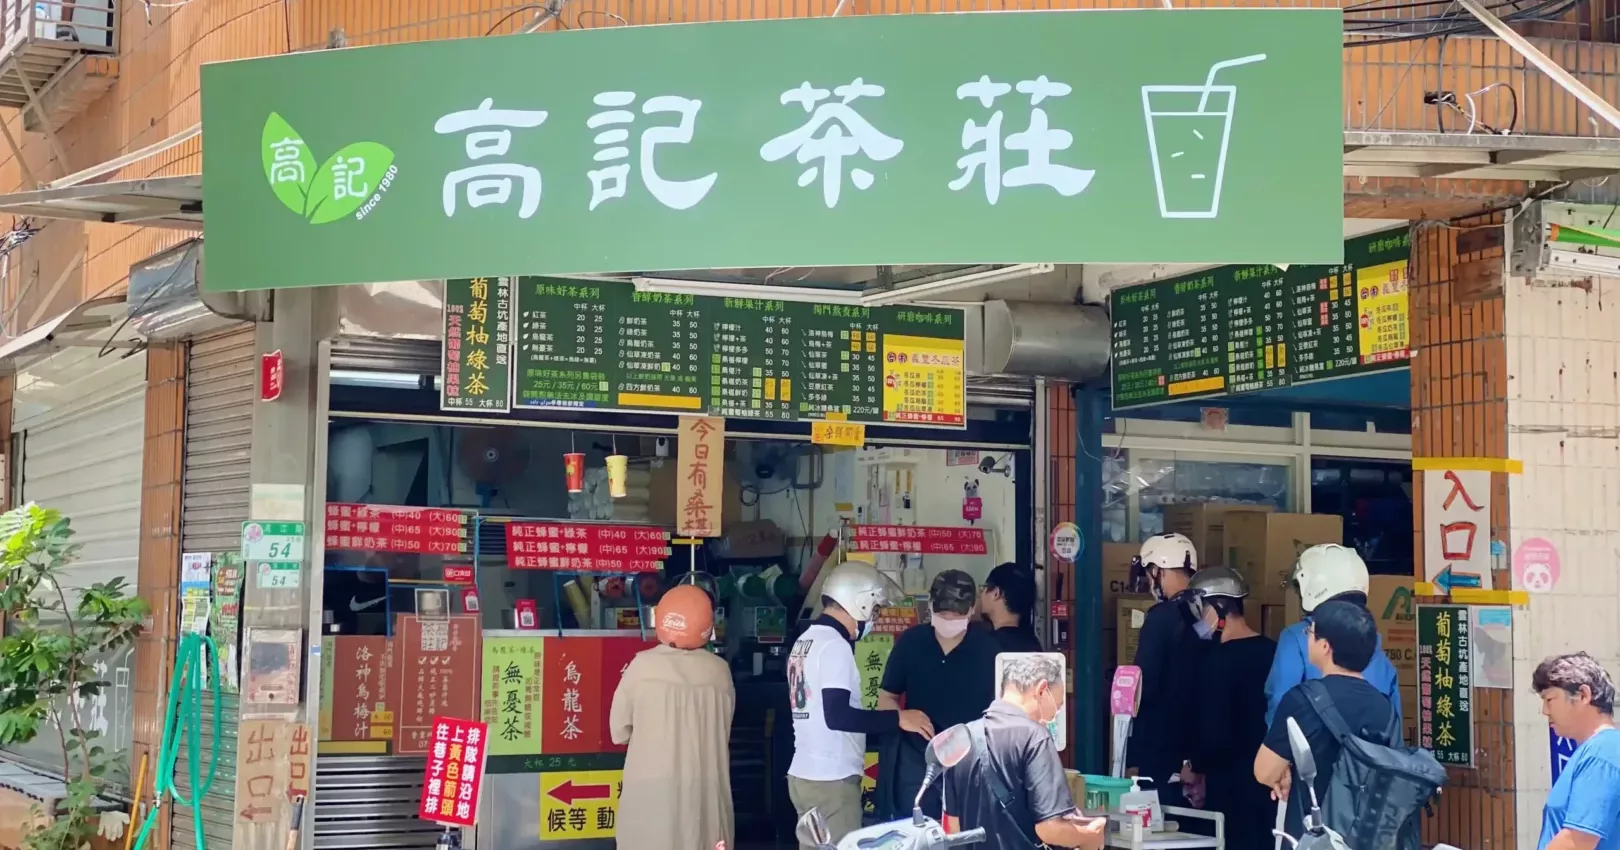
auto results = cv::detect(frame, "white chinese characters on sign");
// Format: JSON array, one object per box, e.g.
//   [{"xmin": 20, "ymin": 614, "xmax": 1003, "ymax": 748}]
[
  {"xmin": 587, "ymin": 92, "xmax": 718, "ymax": 211},
  {"xmin": 759, "ymin": 79, "xmax": 904, "ymax": 208},
  {"xmin": 435, "ymin": 98, "xmax": 549, "ymax": 219},
  {"xmin": 269, "ymin": 137, "xmax": 308, "ymax": 186},
  {"xmin": 950, "ymin": 75, "xmax": 1095, "ymax": 204},
  {"xmin": 1421, "ymin": 468, "xmax": 1493, "ymax": 591},
  {"xmin": 331, "ymin": 155, "xmax": 372, "ymax": 202}
]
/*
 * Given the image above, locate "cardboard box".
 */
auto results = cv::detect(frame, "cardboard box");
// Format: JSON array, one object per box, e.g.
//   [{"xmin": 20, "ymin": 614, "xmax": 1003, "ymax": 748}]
[
  {"xmin": 1162, "ymin": 502, "xmax": 1276, "ymax": 568},
  {"xmin": 1260, "ymin": 605, "xmax": 1289, "ymax": 642},
  {"xmin": 1116, "ymin": 595, "xmax": 1156, "ymax": 667},
  {"xmin": 1225, "ymin": 513, "xmax": 1344, "ymax": 606},
  {"xmin": 1102, "ymin": 627, "xmax": 1118, "ymax": 671},
  {"xmin": 1369, "ymin": 575, "xmax": 1417, "ymax": 686},
  {"xmin": 1102, "ymin": 542, "xmax": 1141, "ymax": 615}
]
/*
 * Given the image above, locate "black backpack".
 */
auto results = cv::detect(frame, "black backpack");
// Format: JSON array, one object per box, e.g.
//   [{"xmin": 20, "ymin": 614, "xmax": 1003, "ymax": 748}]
[{"xmin": 1301, "ymin": 679, "xmax": 1448, "ymax": 850}]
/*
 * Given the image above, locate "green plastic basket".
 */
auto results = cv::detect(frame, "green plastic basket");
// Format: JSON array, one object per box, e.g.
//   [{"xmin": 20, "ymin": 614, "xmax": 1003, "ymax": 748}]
[{"xmin": 1081, "ymin": 775, "xmax": 1134, "ymax": 812}]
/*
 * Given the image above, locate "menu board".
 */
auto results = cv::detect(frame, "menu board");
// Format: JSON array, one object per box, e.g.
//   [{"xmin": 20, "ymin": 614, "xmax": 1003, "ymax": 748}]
[
  {"xmin": 851, "ymin": 525, "xmax": 989, "ymax": 555},
  {"xmin": 1110, "ymin": 228, "xmax": 1411, "ymax": 410},
  {"xmin": 445, "ymin": 277, "xmax": 966, "ymax": 427},
  {"xmin": 504, "ymin": 522, "xmax": 671, "ymax": 572},
  {"xmin": 395, "ymin": 614, "xmax": 481, "ymax": 755},
  {"xmin": 324, "ymin": 503, "xmax": 470, "ymax": 555}
]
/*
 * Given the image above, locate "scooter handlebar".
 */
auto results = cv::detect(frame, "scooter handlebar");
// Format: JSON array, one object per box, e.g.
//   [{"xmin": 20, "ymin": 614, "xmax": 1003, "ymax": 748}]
[{"xmin": 945, "ymin": 828, "xmax": 986, "ymax": 846}]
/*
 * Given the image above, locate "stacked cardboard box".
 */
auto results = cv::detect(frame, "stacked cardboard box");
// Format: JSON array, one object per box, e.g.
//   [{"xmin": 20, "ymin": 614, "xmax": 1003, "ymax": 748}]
[
  {"xmin": 1225, "ymin": 512, "xmax": 1344, "ymax": 615},
  {"xmin": 1114, "ymin": 595, "xmax": 1157, "ymax": 670},
  {"xmin": 1161, "ymin": 502, "xmax": 1276, "ymax": 568}
]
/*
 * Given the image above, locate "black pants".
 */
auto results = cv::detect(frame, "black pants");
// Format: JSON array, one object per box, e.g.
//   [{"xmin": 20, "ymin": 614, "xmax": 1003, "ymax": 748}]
[
  {"xmin": 875, "ymin": 734, "xmax": 942, "ymax": 822},
  {"xmin": 1203, "ymin": 767, "xmax": 1275, "ymax": 850}
]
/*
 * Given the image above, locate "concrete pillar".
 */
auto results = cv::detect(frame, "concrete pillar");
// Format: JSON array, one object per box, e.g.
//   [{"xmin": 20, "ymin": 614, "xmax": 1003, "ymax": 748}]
[{"xmin": 230, "ymin": 287, "xmax": 337, "ymax": 850}]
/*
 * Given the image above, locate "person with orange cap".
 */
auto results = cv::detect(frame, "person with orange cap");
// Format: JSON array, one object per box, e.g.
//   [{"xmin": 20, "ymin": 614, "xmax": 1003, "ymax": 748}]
[{"xmin": 610, "ymin": 584, "xmax": 735, "ymax": 850}]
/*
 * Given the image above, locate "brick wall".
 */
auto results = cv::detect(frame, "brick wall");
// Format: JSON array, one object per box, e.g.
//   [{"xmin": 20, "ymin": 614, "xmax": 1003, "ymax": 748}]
[
  {"xmin": 1410, "ymin": 217, "xmax": 1519, "ymax": 850},
  {"xmin": 1502, "ymin": 266, "xmax": 1620, "ymax": 849}
]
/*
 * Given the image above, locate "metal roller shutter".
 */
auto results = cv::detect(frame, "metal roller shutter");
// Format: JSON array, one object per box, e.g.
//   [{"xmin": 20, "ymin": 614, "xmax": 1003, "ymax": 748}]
[
  {"xmin": 4, "ymin": 348, "xmax": 146, "ymax": 782},
  {"xmin": 181, "ymin": 325, "xmax": 255, "ymax": 553},
  {"xmin": 315, "ymin": 756, "xmax": 441, "ymax": 850},
  {"xmin": 172, "ymin": 324, "xmax": 255, "ymax": 850}
]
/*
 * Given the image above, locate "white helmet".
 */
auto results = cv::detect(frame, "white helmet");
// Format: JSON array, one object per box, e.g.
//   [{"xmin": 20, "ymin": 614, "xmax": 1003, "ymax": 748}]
[
  {"xmin": 1138, "ymin": 533, "xmax": 1198, "ymax": 573},
  {"xmin": 1292, "ymin": 544, "xmax": 1369, "ymax": 613},
  {"xmin": 820, "ymin": 561, "xmax": 894, "ymax": 621}
]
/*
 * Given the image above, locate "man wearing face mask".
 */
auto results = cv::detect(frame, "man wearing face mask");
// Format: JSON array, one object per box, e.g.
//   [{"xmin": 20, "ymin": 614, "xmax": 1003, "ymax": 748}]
[
  {"xmin": 1126, "ymin": 533, "xmax": 1206, "ymax": 811},
  {"xmin": 875, "ymin": 570, "xmax": 1000, "ymax": 820},
  {"xmin": 1182, "ymin": 569, "xmax": 1275, "ymax": 850},
  {"xmin": 788, "ymin": 561, "xmax": 934, "ymax": 847}
]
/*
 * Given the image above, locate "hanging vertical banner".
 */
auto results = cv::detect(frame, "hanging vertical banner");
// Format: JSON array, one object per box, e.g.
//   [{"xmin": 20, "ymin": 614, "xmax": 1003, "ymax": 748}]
[
  {"xmin": 327, "ymin": 636, "xmax": 396, "ymax": 743},
  {"xmin": 1422, "ymin": 468, "xmax": 1492, "ymax": 591},
  {"xmin": 442, "ymin": 276, "xmax": 514, "ymax": 413},
  {"xmin": 1417, "ymin": 604, "xmax": 1474, "ymax": 767},
  {"xmin": 854, "ymin": 634, "xmax": 895, "ymax": 709},
  {"xmin": 418, "ymin": 716, "xmax": 490, "ymax": 827},
  {"xmin": 677, "ymin": 415, "xmax": 726, "ymax": 538},
  {"xmin": 483, "ymin": 637, "xmax": 545, "ymax": 756}
]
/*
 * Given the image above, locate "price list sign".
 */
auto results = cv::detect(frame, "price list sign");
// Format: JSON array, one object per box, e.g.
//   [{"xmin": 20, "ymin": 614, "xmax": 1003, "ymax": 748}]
[
  {"xmin": 505, "ymin": 522, "xmax": 672, "ymax": 572},
  {"xmin": 851, "ymin": 525, "xmax": 989, "ymax": 555},
  {"xmin": 324, "ymin": 503, "xmax": 470, "ymax": 554},
  {"xmin": 442, "ymin": 277, "xmax": 513, "ymax": 413},
  {"xmin": 451, "ymin": 278, "xmax": 967, "ymax": 426},
  {"xmin": 1417, "ymin": 604, "xmax": 1474, "ymax": 767},
  {"xmin": 1110, "ymin": 227, "xmax": 1410, "ymax": 410}
]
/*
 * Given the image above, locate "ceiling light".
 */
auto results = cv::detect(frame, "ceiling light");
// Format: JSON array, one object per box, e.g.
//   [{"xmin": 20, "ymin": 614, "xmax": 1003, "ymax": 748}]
[{"xmin": 632, "ymin": 276, "xmax": 865, "ymax": 305}]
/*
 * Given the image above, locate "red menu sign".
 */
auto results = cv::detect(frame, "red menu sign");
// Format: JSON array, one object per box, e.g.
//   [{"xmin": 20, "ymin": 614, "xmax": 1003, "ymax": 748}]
[
  {"xmin": 852, "ymin": 525, "xmax": 989, "ymax": 555},
  {"xmin": 396, "ymin": 615, "xmax": 481, "ymax": 755},
  {"xmin": 418, "ymin": 716, "xmax": 488, "ymax": 827},
  {"xmin": 325, "ymin": 503, "xmax": 469, "ymax": 554},
  {"xmin": 535, "ymin": 635, "xmax": 655, "ymax": 753},
  {"xmin": 506, "ymin": 522, "xmax": 671, "ymax": 572},
  {"xmin": 328, "ymin": 636, "xmax": 396, "ymax": 743}
]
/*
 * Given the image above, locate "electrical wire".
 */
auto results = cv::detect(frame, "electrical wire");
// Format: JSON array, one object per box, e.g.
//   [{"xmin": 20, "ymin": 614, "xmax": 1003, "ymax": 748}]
[{"xmin": 1343, "ymin": 0, "xmax": 1583, "ymax": 47}]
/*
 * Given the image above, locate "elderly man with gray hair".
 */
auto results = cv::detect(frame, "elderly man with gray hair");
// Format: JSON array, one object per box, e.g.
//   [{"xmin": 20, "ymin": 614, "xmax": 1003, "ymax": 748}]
[
  {"xmin": 940, "ymin": 654, "xmax": 1108, "ymax": 850},
  {"xmin": 1535, "ymin": 652, "xmax": 1620, "ymax": 850}
]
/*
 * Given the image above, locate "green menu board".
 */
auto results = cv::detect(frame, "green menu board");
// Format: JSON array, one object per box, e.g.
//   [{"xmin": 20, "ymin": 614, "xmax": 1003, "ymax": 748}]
[
  {"xmin": 479, "ymin": 278, "xmax": 967, "ymax": 426},
  {"xmin": 442, "ymin": 276, "xmax": 514, "ymax": 412},
  {"xmin": 1110, "ymin": 228, "xmax": 1412, "ymax": 410}
]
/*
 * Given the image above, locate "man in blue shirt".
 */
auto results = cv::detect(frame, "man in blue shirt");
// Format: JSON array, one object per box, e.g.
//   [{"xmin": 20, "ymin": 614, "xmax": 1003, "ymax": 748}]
[
  {"xmin": 1264, "ymin": 544, "xmax": 1402, "ymax": 726},
  {"xmin": 1536, "ymin": 652, "xmax": 1620, "ymax": 850}
]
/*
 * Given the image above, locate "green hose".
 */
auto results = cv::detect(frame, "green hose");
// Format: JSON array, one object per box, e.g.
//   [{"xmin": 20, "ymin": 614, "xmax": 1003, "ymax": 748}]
[{"xmin": 131, "ymin": 632, "xmax": 222, "ymax": 850}]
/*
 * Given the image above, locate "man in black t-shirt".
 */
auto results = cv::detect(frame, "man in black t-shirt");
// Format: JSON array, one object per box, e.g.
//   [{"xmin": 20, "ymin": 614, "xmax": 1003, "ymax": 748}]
[
  {"xmin": 943, "ymin": 654, "xmax": 1107, "ymax": 850},
  {"xmin": 1253, "ymin": 600, "xmax": 1394, "ymax": 838}
]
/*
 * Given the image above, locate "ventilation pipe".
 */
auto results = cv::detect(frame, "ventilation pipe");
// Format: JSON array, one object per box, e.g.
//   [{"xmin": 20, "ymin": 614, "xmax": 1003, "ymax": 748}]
[{"xmin": 982, "ymin": 299, "xmax": 1111, "ymax": 382}]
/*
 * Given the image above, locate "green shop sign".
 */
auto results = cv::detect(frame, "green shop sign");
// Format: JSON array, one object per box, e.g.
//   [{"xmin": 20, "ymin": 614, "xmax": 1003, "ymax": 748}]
[{"xmin": 201, "ymin": 10, "xmax": 1343, "ymax": 292}]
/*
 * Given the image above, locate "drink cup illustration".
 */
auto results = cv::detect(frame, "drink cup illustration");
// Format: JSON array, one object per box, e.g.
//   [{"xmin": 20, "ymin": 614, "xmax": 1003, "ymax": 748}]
[{"xmin": 1142, "ymin": 54, "xmax": 1266, "ymax": 219}]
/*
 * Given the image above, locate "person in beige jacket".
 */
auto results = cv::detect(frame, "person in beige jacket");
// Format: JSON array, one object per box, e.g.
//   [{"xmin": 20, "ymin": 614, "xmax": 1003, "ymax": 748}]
[{"xmin": 611, "ymin": 584, "xmax": 736, "ymax": 850}]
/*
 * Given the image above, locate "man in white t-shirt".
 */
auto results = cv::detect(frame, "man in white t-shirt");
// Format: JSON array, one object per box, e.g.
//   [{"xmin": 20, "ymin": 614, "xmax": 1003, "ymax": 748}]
[{"xmin": 787, "ymin": 562, "xmax": 934, "ymax": 848}]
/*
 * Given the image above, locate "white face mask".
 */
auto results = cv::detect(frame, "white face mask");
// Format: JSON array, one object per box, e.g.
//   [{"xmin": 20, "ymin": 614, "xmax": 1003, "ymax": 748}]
[{"xmin": 933, "ymin": 616, "xmax": 971, "ymax": 639}]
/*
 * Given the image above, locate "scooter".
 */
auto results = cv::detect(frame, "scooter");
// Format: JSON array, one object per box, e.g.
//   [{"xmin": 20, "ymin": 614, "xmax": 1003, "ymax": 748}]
[
  {"xmin": 795, "ymin": 724, "xmax": 987, "ymax": 850},
  {"xmin": 1272, "ymin": 716, "xmax": 1350, "ymax": 850}
]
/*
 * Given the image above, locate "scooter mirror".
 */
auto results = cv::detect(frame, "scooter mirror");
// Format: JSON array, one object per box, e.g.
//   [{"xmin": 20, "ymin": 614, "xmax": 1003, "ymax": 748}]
[
  {"xmin": 929, "ymin": 724, "xmax": 974, "ymax": 770},
  {"xmin": 1285, "ymin": 717, "xmax": 1317, "ymax": 784},
  {"xmin": 794, "ymin": 809, "xmax": 832, "ymax": 848}
]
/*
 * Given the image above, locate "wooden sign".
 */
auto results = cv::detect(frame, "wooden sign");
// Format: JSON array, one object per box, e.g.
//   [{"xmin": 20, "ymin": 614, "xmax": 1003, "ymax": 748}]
[{"xmin": 676, "ymin": 415, "xmax": 725, "ymax": 538}]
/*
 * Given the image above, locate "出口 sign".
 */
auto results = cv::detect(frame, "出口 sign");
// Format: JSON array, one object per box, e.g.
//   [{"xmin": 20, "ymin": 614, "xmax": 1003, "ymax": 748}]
[
  {"xmin": 201, "ymin": 10, "xmax": 1343, "ymax": 293},
  {"xmin": 677, "ymin": 415, "xmax": 725, "ymax": 537},
  {"xmin": 1422, "ymin": 468, "xmax": 1492, "ymax": 591}
]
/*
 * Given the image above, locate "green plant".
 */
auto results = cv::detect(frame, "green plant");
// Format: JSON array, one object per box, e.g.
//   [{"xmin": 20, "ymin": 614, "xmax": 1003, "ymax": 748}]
[{"xmin": 0, "ymin": 503, "xmax": 147, "ymax": 850}]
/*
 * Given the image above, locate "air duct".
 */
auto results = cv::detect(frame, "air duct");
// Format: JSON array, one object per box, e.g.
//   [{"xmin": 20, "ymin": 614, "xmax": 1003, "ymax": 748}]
[
  {"xmin": 128, "ymin": 239, "xmax": 271, "ymax": 341},
  {"xmin": 982, "ymin": 299, "xmax": 1110, "ymax": 382}
]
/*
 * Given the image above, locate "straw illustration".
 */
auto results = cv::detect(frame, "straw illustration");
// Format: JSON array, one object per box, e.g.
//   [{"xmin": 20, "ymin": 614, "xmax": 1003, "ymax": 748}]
[{"xmin": 1196, "ymin": 53, "xmax": 1267, "ymax": 111}]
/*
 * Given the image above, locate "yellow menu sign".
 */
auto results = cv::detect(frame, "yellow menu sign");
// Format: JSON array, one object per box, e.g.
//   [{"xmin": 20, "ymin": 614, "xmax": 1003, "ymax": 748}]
[
  {"xmin": 540, "ymin": 769, "xmax": 622, "ymax": 840},
  {"xmin": 482, "ymin": 637, "xmax": 544, "ymax": 756},
  {"xmin": 1356, "ymin": 259, "xmax": 1410, "ymax": 364},
  {"xmin": 812, "ymin": 421, "xmax": 866, "ymax": 448},
  {"xmin": 881, "ymin": 334, "xmax": 965, "ymax": 426},
  {"xmin": 854, "ymin": 633, "xmax": 895, "ymax": 709}
]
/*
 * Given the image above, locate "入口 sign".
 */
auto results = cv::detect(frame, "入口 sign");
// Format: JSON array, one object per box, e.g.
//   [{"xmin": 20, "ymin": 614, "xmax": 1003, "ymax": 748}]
[
  {"xmin": 201, "ymin": 11, "xmax": 1343, "ymax": 293},
  {"xmin": 1421, "ymin": 468, "xmax": 1492, "ymax": 591}
]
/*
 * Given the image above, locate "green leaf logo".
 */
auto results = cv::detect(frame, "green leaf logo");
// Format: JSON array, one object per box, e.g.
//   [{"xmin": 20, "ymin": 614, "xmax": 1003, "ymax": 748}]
[
  {"xmin": 262, "ymin": 112, "xmax": 316, "ymax": 216},
  {"xmin": 261, "ymin": 114, "xmax": 395, "ymax": 226}
]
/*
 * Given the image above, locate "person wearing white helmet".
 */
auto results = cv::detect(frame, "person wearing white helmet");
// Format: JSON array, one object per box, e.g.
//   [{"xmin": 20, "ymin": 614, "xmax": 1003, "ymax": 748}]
[
  {"xmin": 1263, "ymin": 543, "xmax": 1402, "ymax": 726},
  {"xmin": 1126, "ymin": 533, "xmax": 1207, "ymax": 811},
  {"xmin": 786, "ymin": 560, "xmax": 934, "ymax": 848}
]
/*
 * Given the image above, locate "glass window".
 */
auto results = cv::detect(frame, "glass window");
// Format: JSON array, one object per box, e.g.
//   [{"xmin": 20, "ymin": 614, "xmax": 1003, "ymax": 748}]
[
  {"xmin": 1125, "ymin": 451, "xmax": 1294, "ymax": 540},
  {"xmin": 1310, "ymin": 457, "xmax": 1413, "ymax": 575}
]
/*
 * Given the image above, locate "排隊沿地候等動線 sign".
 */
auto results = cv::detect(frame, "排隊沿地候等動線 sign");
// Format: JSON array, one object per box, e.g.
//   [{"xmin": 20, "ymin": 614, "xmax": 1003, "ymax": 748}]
[{"xmin": 200, "ymin": 9, "xmax": 1344, "ymax": 292}]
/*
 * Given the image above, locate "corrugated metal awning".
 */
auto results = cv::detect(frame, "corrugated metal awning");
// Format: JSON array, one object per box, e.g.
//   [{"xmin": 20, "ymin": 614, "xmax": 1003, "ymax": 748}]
[
  {"xmin": 0, "ymin": 295, "xmax": 139, "ymax": 373},
  {"xmin": 0, "ymin": 175, "xmax": 201, "ymax": 230}
]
